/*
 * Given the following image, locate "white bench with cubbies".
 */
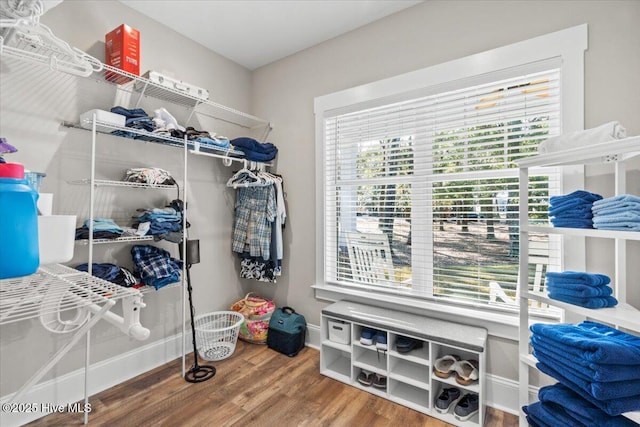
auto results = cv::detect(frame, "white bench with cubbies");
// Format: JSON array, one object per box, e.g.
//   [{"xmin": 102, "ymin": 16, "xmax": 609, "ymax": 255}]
[{"xmin": 321, "ymin": 300, "xmax": 487, "ymax": 426}]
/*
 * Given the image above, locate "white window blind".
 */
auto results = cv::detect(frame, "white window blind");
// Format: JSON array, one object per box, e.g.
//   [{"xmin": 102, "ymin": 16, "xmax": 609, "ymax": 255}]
[{"xmin": 324, "ymin": 67, "xmax": 561, "ymax": 310}]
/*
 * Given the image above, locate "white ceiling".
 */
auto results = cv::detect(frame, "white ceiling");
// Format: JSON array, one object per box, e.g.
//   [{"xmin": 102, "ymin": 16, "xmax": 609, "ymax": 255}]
[{"xmin": 118, "ymin": 0, "xmax": 422, "ymax": 70}]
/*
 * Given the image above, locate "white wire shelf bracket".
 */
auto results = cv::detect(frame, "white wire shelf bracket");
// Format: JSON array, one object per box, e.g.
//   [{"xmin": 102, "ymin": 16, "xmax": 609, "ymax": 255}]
[
  {"xmin": 0, "ymin": 264, "xmax": 141, "ymax": 326},
  {"xmin": 68, "ymin": 178, "xmax": 178, "ymax": 189}
]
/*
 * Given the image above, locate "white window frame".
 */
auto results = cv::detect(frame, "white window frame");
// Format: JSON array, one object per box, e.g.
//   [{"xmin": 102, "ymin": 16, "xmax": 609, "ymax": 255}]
[{"xmin": 314, "ymin": 24, "xmax": 587, "ymax": 339}]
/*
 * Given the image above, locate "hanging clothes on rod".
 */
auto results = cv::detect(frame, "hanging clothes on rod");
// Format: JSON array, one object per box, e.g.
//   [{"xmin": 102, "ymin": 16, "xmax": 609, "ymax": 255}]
[{"xmin": 229, "ymin": 162, "xmax": 286, "ymax": 283}]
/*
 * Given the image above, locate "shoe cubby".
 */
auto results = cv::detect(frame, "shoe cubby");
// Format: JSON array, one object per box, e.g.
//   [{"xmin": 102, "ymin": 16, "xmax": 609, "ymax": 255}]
[
  {"xmin": 431, "ymin": 343, "xmax": 482, "ymax": 395},
  {"xmin": 389, "ymin": 355, "xmax": 430, "ymax": 389},
  {"xmin": 389, "ymin": 378, "xmax": 431, "ymax": 411},
  {"xmin": 432, "ymin": 382, "xmax": 481, "ymax": 426},
  {"xmin": 389, "ymin": 332, "xmax": 430, "ymax": 364},
  {"xmin": 321, "ymin": 301, "xmax": 487, "ymax": 427}
]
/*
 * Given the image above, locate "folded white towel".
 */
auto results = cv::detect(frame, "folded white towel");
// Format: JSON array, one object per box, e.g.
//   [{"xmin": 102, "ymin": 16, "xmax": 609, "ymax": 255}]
[{"xmin": 538, "ymin": 121, "xmax": 626, "ymax": 154}]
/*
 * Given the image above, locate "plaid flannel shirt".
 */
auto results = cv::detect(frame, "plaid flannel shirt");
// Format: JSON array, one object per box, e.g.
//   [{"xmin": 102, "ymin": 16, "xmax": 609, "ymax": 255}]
[{"xmin": 232, "ymin": 185, "xmax": 276, "ymax": 259}]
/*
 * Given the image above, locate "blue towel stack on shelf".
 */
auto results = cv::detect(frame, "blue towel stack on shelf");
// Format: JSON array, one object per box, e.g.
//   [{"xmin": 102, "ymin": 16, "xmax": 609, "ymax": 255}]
[
  {"xmin": 592, "ymin": 194, "xmax": 640, "ymax": 231},
  {"xmin": 523, "ymin": 383, "xmax": 637, "ymax": 427},
  {"xmin": 527, "ymin": 321, "xmax": 640, "ymax": 418},
  {"xmin": 549, "ymin": 190, "xmax": 603, "ymax": 228},
  {"xmin": 545, "ymin": 271, "xmax": 618, "ymax": 309}
]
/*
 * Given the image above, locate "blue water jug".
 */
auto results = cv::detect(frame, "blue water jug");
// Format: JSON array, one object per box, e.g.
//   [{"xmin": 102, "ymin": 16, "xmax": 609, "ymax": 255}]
[{"xmin": 0, "ymin": 177, "xmax": 40, "ymax": 279}]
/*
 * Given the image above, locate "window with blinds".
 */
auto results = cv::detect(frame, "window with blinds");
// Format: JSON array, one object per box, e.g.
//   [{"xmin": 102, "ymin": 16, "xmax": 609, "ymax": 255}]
[{"xmin": 324, "ymin": 67, "xmax": 561, "ymax": 310}]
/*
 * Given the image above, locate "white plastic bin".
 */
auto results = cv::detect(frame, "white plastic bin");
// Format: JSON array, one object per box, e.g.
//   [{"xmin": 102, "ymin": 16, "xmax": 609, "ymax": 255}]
[{"xmin": 328, "ymin": 319, "xmax": 350, "ymax": 345}]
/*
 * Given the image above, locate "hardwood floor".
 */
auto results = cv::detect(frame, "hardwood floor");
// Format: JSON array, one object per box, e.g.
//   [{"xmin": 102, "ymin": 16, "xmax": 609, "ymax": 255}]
[{"xmin": 28, "ymin": 342, "xmax": 518, "ymax": 426}]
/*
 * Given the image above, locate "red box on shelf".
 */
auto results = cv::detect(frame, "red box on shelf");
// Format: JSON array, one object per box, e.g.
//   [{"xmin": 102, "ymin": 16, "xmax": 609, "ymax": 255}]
[{"xmin": 105, "ymin": 24, "xmax": 140, "ymax": 84}]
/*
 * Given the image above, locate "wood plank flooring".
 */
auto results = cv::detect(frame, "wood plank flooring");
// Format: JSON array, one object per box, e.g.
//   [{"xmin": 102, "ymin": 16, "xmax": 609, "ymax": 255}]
[{"xmin": 27, "ymin": 342, "xmax": 518, "ymax": 426}]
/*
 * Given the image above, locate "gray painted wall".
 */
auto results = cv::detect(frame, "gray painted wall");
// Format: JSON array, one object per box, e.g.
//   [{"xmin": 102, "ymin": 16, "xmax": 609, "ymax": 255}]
[
  {"xmin": 1, "ymin": 0, "xmax": 639, "ymax": 401},
  {"xmin": 250, "ymin": 0, "xmax": 640, "ymax": 382},
  {"xmin": 0, "ymin": 0, "xmax": 255, "ymax": 396}
]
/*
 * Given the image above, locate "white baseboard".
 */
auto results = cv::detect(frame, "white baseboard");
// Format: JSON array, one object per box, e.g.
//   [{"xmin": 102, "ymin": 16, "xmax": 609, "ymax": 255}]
[
  {"xmin": 0, "ymin": 333, "xmax": 189, "ymax": 427},
  {"xmin": 306, "ymin": 323, "xmax": 536, "ymax": 416}
]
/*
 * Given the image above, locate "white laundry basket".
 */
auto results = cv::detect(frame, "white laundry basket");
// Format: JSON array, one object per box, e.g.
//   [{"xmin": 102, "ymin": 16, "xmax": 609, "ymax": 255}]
[{"xmin": 194, "ymin": 311, "xmax": 244, "ymax": 361}]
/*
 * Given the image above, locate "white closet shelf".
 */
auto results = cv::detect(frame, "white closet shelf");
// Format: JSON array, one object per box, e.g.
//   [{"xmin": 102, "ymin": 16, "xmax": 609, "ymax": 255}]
[
  {"xmin": 517, "ymin": 136, "xmax": 640, "ymax": 168},
  {"xmin": 75, "ymin": 235, "xmax": 155, "ymax": 245},
  {"xmin": 93, "ymin": 63, "xmax": 270, "ymax": 130},
  {"xmin": 0, "ymin": 264, "xmax": 142, "ymax": 325},
  {"xmin": 525, "ymin": 292, "xmax": 640, "ymax": 331},
  {"xmin": 62, "ymin": 120, "xmax": 247, "ymax": 157},
  {"xmin": 524, "ymin": 225, "xmax": 640, "ymax": 241},
  {"xmin": 68, "ymin": 178, "xmax": 177, "ymax": 189}
]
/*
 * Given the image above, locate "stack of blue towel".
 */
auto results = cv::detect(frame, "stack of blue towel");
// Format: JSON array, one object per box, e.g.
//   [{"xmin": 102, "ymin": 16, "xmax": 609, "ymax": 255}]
[
  {"xmin": 523, "ymin": 383, "xmax": 637, "ymax": 427},
  {"xmin": 545, "ymin": 271, "xmax": 618, "ymax": 309},
  {"xmin": 592, "ymin": 194, "xmax": 640, "ymax": 231},
  {"xmin": 529, "ymin": 321, "xmax": 640, "ymax": 417},
  {"xmin": 549, "ymin": 190, "xmax": 603, "ymax": 228}
]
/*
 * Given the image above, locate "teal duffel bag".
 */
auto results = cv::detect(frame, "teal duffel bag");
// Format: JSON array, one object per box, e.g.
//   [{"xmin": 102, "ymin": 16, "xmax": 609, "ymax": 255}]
[{"xmin": 267, "ymin": 306, "xmax": 307, "ymax": 357}]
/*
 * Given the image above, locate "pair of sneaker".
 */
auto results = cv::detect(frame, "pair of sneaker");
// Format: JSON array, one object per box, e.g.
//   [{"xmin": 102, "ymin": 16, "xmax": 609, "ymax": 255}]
[
  {"xmin": 435, "ymin": 387, "xmax": 479, "ymax": 421},
  {"xmin": 360, "ymin": 327, "xmax": 387, "ymax": 350},
  {"xmin": 357, "ymin": 369, "xmax": 387, "ymax": 390}
]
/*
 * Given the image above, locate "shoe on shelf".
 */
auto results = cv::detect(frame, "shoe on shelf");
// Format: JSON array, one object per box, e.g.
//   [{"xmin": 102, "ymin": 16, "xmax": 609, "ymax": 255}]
[
  {"xmin": 435, "ymin": 387, "xmax": 461, "ymax": 414},
  {"xmin": 372, "ymin": 373, "xmax": 387, "ymax": 390},
  {"xmin": 433, "ymin": 354, "xmax": 461, "ymax": 378},
  {"xmin": 373, "ymin": 331, "xmax": 387, "ymax": 350},
  {"xmin": 360, "ymin": 327, "xmax": 376, "ymax": 345},
  {"xmin": 455, "ymin": 360, "xmax": 479, "ymax": 385},
  {"xmin": 454, "ymin": 393, "xmax": 479, "ymax": 421},
  {"xmin": 357, "ymin": 369, "xmax": 373, "ymax": 386},
  {"xmin": 396, "ymin": 335, "xmax": 423, "ymax": 354}
]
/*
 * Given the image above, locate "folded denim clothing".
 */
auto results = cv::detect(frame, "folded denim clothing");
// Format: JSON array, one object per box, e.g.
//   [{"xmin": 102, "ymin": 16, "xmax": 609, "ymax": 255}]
[
  {"xmin": 536, "ymin": 362, "xmax": 640, "ymax": 415},
  {"xmin": 545, "ymin": 271, "xmax": 611, "ymax": 286},
  {"xmin": 82, "ymin": 218, "xmax": 124, "ymax": 233},
  {"xmin": 546, "ymin": 283, "xmax": 613, "ymax": 298},
  {"xmin": 197, "ymin": 136, "xmax": 230, "ymax": 149},
  {"xmin": 110, "ymin": 106, "xmax": 148, "ymax": 119},
  {"xmin": 522, "ymin": 402, "xmax": 572, "ymax": 427},
  {"xmin": 530, "ymin": 321, "xmax": 640, "ymax": 365},
  {"xmin": 548, "ymin": 292, "xmax": 617, "ymax": 308},
  {"xmin": 534, "ymin": 350, "xmax": 640, "ymax": 399},
  {"xmin": 538, "ymin": 383, "xmax": 639, "ymax": 427},
  {"xmin": 531, "ymin": 335, "xmax": 640, "ymax": 382},
  {"xmin": 231, "ymin": 137, "xmax": 278, "ymax": 161},
  {"xmin": 592, "ymin": 194, "xmax": 640, "ymax": 210}
]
